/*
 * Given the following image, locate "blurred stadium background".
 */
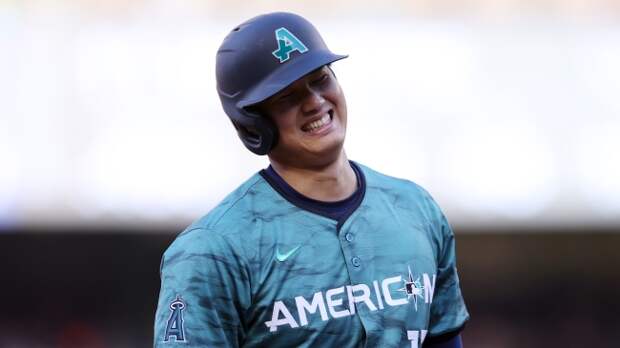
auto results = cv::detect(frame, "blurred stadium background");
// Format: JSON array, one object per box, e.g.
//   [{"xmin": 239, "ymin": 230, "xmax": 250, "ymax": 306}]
[{"xmin": 1, "ymin": 0, "xmax": 619, "ymax": 347}]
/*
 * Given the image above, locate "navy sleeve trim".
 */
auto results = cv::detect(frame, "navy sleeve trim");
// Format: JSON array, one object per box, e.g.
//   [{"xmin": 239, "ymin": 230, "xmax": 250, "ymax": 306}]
[
  {"xmin": 424, "ymin": 322, "xmax": 467, "ymax": 345},
  {"xmin": 424, "ymin": 334, "xmax": 462, "ymax": 348}
]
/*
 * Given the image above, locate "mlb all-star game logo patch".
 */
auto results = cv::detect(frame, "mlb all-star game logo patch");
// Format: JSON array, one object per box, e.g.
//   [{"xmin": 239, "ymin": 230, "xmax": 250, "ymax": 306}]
[
  {"xmin": 398, "ymin": 265, "xmax": 425, "ymax": 311},
  {"xmin": 164, "ymin": 295, "xmax": 186, "ymax": 342}
]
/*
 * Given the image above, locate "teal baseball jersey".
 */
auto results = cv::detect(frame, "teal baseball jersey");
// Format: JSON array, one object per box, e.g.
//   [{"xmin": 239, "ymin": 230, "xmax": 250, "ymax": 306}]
[{"xmin": 154, "ymin": 162, "xmax": 469, "ymax": 347}]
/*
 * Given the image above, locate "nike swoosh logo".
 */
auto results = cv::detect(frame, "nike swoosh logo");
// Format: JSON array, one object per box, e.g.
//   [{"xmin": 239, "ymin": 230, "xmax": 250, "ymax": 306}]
[{"xmin": 276, "ymin": 245, "xmax": 301, "ymax": 262}]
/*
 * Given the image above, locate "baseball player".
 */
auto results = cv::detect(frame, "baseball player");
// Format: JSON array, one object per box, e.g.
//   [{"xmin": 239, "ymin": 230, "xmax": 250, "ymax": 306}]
[{"xmin": 154, "ymin": 12, "xmax": 469, "ymax": 348}]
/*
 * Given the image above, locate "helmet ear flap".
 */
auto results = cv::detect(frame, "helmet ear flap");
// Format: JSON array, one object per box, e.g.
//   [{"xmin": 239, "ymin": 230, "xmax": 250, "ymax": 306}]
[
  {"xmin": 231, "ymin": 110, "xmax": 278, "ymax": 155},
  {"xmin": 231, "ymin": 121, "xmax": 261, "ymax": 147}
]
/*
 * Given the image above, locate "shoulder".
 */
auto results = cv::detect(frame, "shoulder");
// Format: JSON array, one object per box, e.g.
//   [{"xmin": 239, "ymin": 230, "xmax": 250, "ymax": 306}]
[
  {"xmin": 354, "ymin": 161, "xmax": 451, "ymax": 248},
  {"xmin": 190, "ymin": 172, "xmax": 264, "ymax": 230},
  {"xmin": 162, "ymin": 171, "xmax": 280, "ymax": 262},
  {"xmin": 188, "ymin": 170, "xmax": 291, "ymax": 232},
  {"xmin": 355, "ymin": 161, "xmax": 439, "ymax": 211}
]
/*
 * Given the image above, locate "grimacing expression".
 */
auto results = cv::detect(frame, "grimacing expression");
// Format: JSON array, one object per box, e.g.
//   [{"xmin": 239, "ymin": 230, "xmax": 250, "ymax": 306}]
[{"xmin": 257, "ymin": 66, "xmax": 348, "ymax": 166}]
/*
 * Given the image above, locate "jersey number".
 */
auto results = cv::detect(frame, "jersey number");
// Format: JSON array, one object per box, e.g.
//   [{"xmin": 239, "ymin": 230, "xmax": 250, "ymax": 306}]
[{"xmin": 407, "ymin": 330, "xmax": 428, "ymax": 348}]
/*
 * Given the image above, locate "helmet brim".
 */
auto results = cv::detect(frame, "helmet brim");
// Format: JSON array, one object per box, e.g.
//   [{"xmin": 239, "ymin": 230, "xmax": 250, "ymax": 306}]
[{"xmin": 237, "ymin": 50, "xmax": 347, "ymax": 109}]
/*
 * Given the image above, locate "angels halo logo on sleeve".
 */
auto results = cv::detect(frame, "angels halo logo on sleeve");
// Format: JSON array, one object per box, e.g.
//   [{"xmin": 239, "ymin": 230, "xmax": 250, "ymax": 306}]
[{"xmin": 164, "ymin": 295, "xmax": 186, "ymax": 342}]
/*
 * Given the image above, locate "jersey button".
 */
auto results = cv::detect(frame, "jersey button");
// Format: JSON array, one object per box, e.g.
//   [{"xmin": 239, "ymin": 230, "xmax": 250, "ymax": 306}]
[
  {"xmin": 345, "ymin": 233, "xmax": 354, "ymax": 242},
  {"xmin": 351, "ymin": 257, "xmax": 361, "ymax": 267}
]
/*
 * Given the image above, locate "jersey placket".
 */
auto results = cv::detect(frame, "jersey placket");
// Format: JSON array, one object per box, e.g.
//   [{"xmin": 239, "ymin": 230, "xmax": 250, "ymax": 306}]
[{"xmin": 336, "ymin": 209, "xmax": 379, "ymax": 343}]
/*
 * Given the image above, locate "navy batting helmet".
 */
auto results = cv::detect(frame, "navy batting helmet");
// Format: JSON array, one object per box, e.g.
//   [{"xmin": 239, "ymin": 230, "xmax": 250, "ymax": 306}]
[{"xmin": 216, "ymin": 12, "xmax": 347, "ymax": 155}]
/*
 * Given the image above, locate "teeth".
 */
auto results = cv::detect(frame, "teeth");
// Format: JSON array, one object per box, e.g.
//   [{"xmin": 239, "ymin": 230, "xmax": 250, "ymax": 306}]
[{"xmin": 304, "ymin": 113, "xmax": 331, "ymax": 132}]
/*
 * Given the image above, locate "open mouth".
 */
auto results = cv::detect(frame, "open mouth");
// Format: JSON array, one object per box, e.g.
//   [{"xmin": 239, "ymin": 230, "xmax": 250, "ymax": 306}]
[{"xmin": 301, "ymin": 110, "xmax": 333, "ymax": 134}]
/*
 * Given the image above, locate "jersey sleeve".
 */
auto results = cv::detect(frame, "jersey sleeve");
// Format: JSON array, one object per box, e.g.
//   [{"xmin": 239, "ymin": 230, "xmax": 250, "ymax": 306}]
[
  {"xmin": 426, "ymin": 198, "xmax": 470, "ymax": 338},
  {"xmin": 153, "ymin": 227, "xmax": 251, "ymax": 347}
]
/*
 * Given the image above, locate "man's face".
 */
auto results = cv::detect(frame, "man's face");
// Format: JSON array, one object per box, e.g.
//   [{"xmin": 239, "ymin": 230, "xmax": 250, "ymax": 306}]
[{"xmin": 257, "ymin": 66, "xmax": 348, "ymax": 167}]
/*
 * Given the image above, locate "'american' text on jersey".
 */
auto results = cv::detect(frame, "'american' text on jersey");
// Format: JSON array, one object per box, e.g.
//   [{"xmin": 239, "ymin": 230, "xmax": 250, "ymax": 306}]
[{"xmin": 265, "ymin": 273, "xmax": 436, "ymax": 332}]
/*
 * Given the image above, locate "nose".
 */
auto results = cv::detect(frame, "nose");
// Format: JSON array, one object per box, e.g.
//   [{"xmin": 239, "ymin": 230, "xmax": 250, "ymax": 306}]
[{"xmin": 300, "ymin": 89, "xmax": 325, "ymax": 115}]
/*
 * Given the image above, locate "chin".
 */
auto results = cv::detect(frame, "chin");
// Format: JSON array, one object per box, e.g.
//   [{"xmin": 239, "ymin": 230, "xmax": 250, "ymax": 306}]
[
  {"xmin": 305, "ymin": 139, "xmax": 346, "ymax": 166},
  {"xmin": 270, "ymin": 131, "xmax": 346, "ymax": 167}
]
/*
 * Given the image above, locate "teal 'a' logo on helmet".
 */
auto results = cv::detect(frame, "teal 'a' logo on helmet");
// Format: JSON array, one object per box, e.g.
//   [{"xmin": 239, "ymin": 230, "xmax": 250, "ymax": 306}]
[{"xmin": 272, "ymin": 27, "xmax": 308, "ymax": 63}]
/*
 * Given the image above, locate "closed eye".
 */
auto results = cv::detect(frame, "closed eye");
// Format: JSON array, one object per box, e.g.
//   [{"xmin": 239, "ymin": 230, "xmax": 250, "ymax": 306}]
[
  {"xmin": 312, "ymin": 74, "xmax": 328, "ymax": 85},
  {"xmin": 276, "ymin": 91, "xmax": 293, "ymax": 102}
]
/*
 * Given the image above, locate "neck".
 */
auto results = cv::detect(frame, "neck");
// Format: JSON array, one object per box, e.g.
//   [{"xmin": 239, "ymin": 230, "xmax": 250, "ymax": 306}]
[{"xmin": 269, "ymin": 151, "xmax": 357, "ymax": 202}]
